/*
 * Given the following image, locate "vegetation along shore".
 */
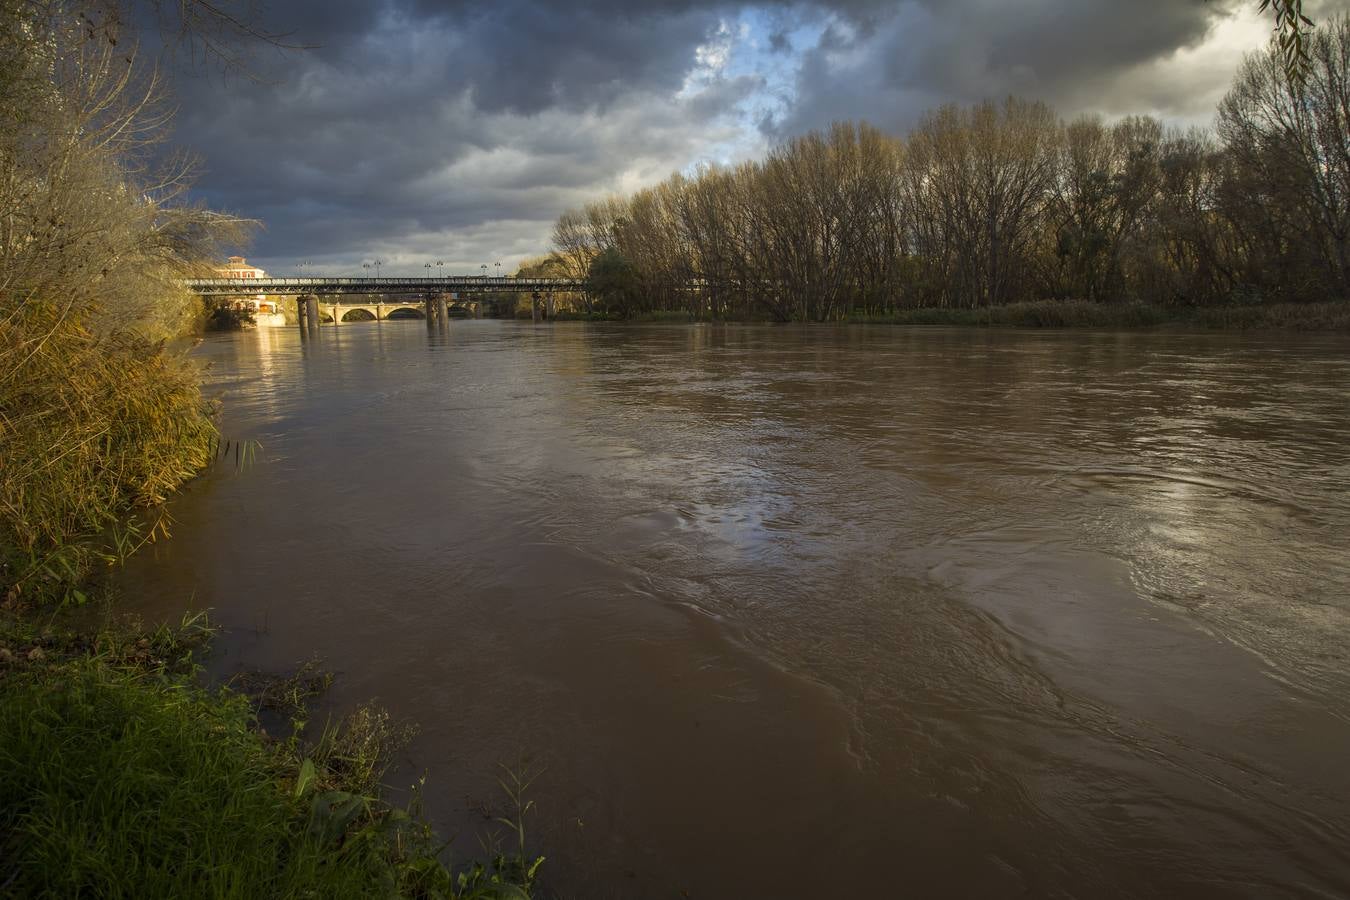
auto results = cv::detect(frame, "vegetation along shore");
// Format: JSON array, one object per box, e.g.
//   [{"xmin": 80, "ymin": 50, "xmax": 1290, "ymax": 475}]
[
  {"xmin": 545, "ymin": 300, "xmax": 1350, "ymax": 330},
  {"xmin": 0, "ymin": 2, "xmax": 538, "ymax": 896}
]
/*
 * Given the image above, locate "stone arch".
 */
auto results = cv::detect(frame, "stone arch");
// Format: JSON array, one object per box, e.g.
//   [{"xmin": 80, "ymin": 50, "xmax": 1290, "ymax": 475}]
[
  {"xmin": 341, "ymin": 307, "xmax": 376, "ymax": 322},
  {"xmin": 385, "ymin": 306, "xmax": 426, "ymax": 320}
]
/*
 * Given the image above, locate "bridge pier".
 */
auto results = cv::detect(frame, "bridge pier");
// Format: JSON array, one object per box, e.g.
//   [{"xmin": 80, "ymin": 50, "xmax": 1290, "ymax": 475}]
[
  {"xmin": 531, "ymin": 292, "xmax": 541, "ymax": 324},
  {"xmin": 331, "ymin": 302, "xmax": 341, "ymax": 325},
  {"xmin": 296, "ymin": 294, "xmax": 321, "ymax": 335},
  {"xmin": 423, "ymin": 292, "xmax": 449, "ymax": 331}
]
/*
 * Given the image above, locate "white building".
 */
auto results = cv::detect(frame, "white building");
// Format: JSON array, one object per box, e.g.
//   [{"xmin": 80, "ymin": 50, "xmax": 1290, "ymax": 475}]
[
  {"xmin": 215, "ymin": 255, "xmax": 266, "ymax": 279},
  {"xmin": 214, "ymin": 256, "xmax": 279, "ymax": 317}
]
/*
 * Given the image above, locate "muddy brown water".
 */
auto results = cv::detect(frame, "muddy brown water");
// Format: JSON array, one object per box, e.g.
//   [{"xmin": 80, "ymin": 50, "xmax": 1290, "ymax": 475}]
[{"xmin": 117, "ymin": 322, "xmax": 1350, "ymax": 898}]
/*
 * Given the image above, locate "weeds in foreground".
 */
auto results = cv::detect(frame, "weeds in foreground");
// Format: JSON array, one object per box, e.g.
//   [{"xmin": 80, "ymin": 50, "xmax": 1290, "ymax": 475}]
[{"xmin": 0, "ymin": 614, "xmax": 544, "ymax": 899}]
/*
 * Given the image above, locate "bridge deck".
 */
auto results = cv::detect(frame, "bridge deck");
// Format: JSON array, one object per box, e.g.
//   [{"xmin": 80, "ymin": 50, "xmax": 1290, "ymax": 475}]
[{"xmin": 185, "ymin": 276, "xmax": 582, "ymax": 296}]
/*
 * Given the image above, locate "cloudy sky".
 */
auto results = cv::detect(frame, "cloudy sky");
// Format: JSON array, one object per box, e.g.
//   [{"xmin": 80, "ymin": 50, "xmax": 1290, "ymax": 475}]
[{"xmin": 157, "ymin": 0, "xmax": 1348, "ymax": 276}]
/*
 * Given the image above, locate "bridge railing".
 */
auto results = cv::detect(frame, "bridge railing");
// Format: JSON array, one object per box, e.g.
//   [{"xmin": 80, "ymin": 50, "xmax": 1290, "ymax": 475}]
[{"xmin": 182, "ymin": 277, "xmax": 584, "ymax": 286}]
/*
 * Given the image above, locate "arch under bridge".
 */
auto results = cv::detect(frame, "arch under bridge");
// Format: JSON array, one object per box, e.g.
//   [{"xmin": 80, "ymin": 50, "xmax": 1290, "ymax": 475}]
[{"xmin": 321, "ymin": 299, "xmax": 483, "ymax": 322}]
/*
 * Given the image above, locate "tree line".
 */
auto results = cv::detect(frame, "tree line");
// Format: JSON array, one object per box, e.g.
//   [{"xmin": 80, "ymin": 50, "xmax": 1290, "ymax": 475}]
[{"xmin": 544, "ymin": 16, "xmax": 1349, "ymax": 321}]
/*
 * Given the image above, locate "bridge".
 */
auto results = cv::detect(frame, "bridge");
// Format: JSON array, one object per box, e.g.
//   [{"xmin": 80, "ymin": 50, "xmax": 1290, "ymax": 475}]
[
  {"xmin": 184, "ymin": 275, "xmax": 585, "ymax": 330},
  {"xmin": 184, "ymin": 276, "xmax": 582, "ymax": 296},
  {"xmin": 310, "ymin": 298, "xmax": 484, "ymax": 323}
]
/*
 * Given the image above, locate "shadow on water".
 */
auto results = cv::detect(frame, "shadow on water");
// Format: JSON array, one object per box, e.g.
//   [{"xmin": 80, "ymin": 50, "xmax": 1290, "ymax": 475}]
[{"xmin": 118, "ymin": 321, "xmax": 1350, "ymax": 898}]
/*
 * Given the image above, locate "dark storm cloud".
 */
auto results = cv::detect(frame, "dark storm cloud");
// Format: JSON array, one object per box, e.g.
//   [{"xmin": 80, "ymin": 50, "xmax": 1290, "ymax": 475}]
[
  {"xmin": 161, "ymin": 0, "xmax": 787, "ymax": 269},
  {"xmin": 154, "ymin": 0, "xmax": 1297, "ymax": 273},
  {"xmin": 769, "ymin": 0, "xmax": 1256, "ymax": 138},
  {"xmin": 163, "ymin": 0, "xmax": 745, "ymax": 269}
]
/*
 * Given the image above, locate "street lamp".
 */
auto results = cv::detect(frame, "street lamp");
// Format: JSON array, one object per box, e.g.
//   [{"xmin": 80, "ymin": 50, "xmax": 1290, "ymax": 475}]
[
  {"xmin": 495, "ymin": 261, "xmax": 502, "ymax": 279},
  {"xmin": 424, "ymin": 262, "xmax": 432, "ymax": 278}
]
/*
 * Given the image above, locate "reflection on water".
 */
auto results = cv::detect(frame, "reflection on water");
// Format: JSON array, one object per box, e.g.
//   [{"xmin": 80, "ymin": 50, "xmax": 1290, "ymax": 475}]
[{"xmin": 118, "ymin": 321, "xmax": 1350, "ymax": 898}]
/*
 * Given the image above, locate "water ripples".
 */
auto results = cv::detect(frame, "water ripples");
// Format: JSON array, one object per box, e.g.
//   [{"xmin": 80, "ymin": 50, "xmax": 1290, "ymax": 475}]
[{"xmin": 118, "ymin": 323, "xmax": 1350, "ymax": 897}]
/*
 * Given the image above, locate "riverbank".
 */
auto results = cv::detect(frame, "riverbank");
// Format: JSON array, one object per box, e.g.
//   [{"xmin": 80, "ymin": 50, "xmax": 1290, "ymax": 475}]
[
  {"xmin": 848, "ymin": 300, "xmax": 1350, "ymax": 330},
  {"xmin": 552, "ymin": 300, "xmax": 1350, "ymax": 330},
  {"xmin": 0, "ymin": 603, "xmax": 541, "ymax": 898}
]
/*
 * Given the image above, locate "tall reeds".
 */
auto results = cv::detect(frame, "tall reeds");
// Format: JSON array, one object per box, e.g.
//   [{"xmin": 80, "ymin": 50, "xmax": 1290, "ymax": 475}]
[{"xmin": 0, "ymin": 1, "xmax": 250, "ymax": 600}]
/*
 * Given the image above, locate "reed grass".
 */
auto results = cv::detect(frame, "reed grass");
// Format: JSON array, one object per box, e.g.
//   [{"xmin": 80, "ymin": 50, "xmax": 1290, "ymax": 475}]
[{"xmin": 0, "ymin": 322, "xmax": 218, "ymax": 604}]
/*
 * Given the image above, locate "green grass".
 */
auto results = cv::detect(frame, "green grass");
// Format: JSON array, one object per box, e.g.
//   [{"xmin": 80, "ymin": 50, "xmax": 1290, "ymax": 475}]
[
  {"xmin": 547, "ymin": 309, "xmax": 612, "ymax": 321},
  {"xmin": 847, "ymin": 299, "xmax": 1168, "ymax": 327},
  {"xmin": 847, "ymin": 300, "xmax": 1350, "ymax": 329},
  {"xmin": 1180, "ymin": 301, "xmax": 1350, "ymax": 330},
  {"xmin": 0, "ymin": 615, "xmax": 542, "ymax": 899},
  {"xmin": 557, "ymin": 298, "xmax": 1350, "ymax": 329},
  {"xmin": 625, "ymin": 309, "xmax": 697, "ymax": 323},
  {"xmin": 2, "ymin": 661, "xmax": 322, "ymax": 898}
]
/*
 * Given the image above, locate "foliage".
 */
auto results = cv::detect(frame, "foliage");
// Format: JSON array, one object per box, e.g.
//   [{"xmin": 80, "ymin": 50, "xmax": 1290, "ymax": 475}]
[
  {"xmin": 552, "ymin": 16, "xmax": 1350, "ymax": 323},
  {"xmin": 0, "ymin": 0, "xmax": 253, "ymax": 601},
  {"xmin": 0, "ymin": 612, "xmax": 544, "ymax": 899},
  {"xmin": 207, "ymin": 304, "xmax": 257, "ymax": 329},
  {"xmin": 508, "ymin": 253, "xmax": 585, "ymax": 317},
  {"xmin": 1217, "ymin": 15, "xmax": 1350, "ymax": 302},
  {"xmin": 586, "ymin": 247, "xmax": 642, "ymax": 318},
  {"xmin": 1260, "ymin": 0, "xmax": 1316, "ymax": 83}
]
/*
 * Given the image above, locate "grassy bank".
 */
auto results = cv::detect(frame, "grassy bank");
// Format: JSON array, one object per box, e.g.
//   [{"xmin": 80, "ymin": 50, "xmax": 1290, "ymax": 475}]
[
  {"xmin": 550, "ymin": 300, "xmax": 1350, "ymax": 329},
  {"xmin": 0, "ymin": 610, "xmax": 541, "ymax": 899},
  {"xmin": 846, "ymin": 300, "xmax": 1350, "ymax": 330}
]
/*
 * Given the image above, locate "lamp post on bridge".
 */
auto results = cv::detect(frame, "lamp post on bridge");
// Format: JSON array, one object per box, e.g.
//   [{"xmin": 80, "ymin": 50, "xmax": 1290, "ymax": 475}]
[
  {"xmin": 364, "ymin": 259, "xmax": 385, "ymax": 309},
  {"xmin": 495, "ymin": 261, "xmax": 501, "ymax": 280}
]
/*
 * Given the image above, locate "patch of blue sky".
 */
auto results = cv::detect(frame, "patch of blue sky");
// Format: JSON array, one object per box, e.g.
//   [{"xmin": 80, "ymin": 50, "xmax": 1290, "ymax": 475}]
[{"xmin": 676, "ymin": 6, "xmax": 831, "ymax": 171}]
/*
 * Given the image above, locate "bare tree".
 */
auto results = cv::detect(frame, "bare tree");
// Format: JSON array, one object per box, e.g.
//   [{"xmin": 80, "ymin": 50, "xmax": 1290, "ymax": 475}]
[
  {"xmin": 1219, "ymin": 13, "xmax": 1350, "ymax": 298},
  {"xmin": 548, "ymin": 16, "xmax": 1349, "ymax": 320}
]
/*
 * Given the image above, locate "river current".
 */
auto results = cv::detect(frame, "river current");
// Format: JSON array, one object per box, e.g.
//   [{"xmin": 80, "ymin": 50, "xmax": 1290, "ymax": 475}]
[{"xmin": 118, "ymin": 321, "xmax": 1350, "ymax": 898}]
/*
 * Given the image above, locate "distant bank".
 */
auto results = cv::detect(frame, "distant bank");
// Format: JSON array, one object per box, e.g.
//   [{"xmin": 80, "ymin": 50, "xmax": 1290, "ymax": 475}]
[{"xmin": 544, "ymin": 300, "xmax": 1350, "ymax": 331}]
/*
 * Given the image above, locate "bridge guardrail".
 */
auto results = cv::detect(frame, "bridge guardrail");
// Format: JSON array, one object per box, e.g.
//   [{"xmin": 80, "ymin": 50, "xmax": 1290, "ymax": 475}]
[{"xmin": 184, "ymin": 276, "xmax": 584, "ymax": 296}]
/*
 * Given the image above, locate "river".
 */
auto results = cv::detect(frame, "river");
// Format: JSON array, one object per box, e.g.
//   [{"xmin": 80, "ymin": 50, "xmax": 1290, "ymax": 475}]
[{"xmin": 117, "ymin": 321, "xmax": 1350, "ymax": 898}]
